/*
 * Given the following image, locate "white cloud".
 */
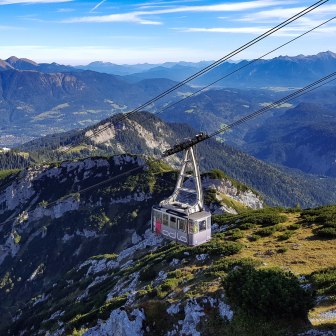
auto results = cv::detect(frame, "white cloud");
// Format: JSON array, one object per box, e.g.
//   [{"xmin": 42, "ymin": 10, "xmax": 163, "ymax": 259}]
[
  {"xmin": 64, "ymin": 1, "xmax": 292, "ymax": 25},
  {"xmin": 0, "ymin": 25, "xmax": 23, "ymax": 30},
  {"xmin": 0, "ymin": 0, "xmax": 72, "ymax": 4},
  {"xmin": 179, "ymin": 23, "xmax": 336, "ymax": 36},
  {"xmin": 56, "ymin": 7, "xmax": 74, "ymax": 13},
  {"xmin": 238, "ymin": 4, "xmax": 336, "ymax": 22},
  {"xmin": 0, "ymin": 44, "xmax": 218, "ymax": 64},
  {"xmin": 181, "ymin": 27, "xmax": 269, "ymax": 34},
  {"xmin": 90, "ymin": 0, "xmax": 107, "ymax": 13},
  {"xmin": 65, "ymin": 12, "xmax": 162, "ymax": 25}
]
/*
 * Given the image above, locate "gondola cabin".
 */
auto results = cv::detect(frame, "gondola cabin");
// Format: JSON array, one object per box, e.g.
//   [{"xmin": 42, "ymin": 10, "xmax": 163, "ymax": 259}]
[
  {"xmin": 152, "ymin": 138, "xmax": 211, "ymax": 246},
  {"xmin": 152, "ymin": 205, "xmax": 211, "ymax": 246}
]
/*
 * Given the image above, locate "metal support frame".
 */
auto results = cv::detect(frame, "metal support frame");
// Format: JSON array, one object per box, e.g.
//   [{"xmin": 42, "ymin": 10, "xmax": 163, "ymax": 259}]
[{"xmin": 160, "ymin": 146, "xmax": 203, "ymax": 215}]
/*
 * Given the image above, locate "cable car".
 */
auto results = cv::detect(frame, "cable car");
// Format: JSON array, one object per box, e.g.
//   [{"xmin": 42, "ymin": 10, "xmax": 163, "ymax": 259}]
[{"xmin": 151, "ymin": 135, "xmax": 211, "ymax": 246}]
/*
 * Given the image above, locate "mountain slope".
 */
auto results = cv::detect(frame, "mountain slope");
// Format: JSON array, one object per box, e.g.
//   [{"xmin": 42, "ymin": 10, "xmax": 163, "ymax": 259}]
[
  {"xmin": 0, "ymin": 70, "xmax": 188, "ymax": 146},
  {"xmin": 244, "ymin": 102, "xmax": 336, "ymax": 177},
  {"xmin": 17, "ymin": 112, "xmax": 336, "ymax": 208},
  {"xmin": 0, "ymin": 154, "xmax": 262, "ymax": 331},
  {"xmin": 126, "ymin": 51, "xmax": 336, "ymax": 88},
  {"xmin": 4, "ymin": 205, "xmax": 336, "ymax": 336}
]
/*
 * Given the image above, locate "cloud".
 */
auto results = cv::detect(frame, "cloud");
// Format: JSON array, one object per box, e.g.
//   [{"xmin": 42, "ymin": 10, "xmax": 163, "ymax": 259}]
[
  {"xmin": 179, "ymin": 23, "xmax": 336, "ymax": 36},
  {"xmin": 238, "ymin": 4, "xmax": 336, "ymax": 22},
  {"xmin": 180, "ymin": 27, "xmax": 269, "ymax": 34},
  {"xmin": 57, "ymin": 7, "xmax": 74, "ymax": 13},
  {"xmin": 0, "ymin": 0, "xmax": 72, "ymax": 4},
  {"xmin": 0, "ymin": 44, "xmax": 218, "ymax": 64},
  {"xmin": 65, "ymin": 12, "xmax": 162, "ymax": 25},
  {"xmin": 64, "ymin": 0, "xmax": 291, "ymax": 25},
  {"xmin": 90, "ymin": 0, "xmax": 107, "ymax": 13},
  {"xmin": 0, "ymin": 25, "xmax": 23, "ymax": 30}
]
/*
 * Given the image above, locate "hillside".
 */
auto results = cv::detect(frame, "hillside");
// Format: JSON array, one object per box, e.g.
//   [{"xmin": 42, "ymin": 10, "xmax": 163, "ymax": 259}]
[
  {"xmin": 0, "ymin": 69, "xmax": 187, "ymax": 147},
  {"xmin": 244, "ymin": 102, "xmax": 336, "ymax": 177},
  {"xmin": 159, "ymin": 87, "xmax": 336, "ymax": 177},
  {"xmin": 15, "ymin": 111, "xmax": 336, "ymax": 208},
  {"xmin": 0, "ymin": 155, "xmax": 263, "ymax": 333},
  {"xmin": 3, "ymin": 203, "xmax": 335, "ymax": 336}
]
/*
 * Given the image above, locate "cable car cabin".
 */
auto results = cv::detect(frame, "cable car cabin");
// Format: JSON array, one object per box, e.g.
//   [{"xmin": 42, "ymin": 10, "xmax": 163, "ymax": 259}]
[
  {"xmin": 152, "ymin": 141, "xmax": 212, "ymax": 246},
  {"xmin": 151, "ymin": 205, "xmax": 211, "ymax": 246}
]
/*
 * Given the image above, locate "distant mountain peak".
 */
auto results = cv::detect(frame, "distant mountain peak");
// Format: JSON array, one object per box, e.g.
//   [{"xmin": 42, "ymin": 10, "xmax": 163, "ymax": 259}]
[{"xmin": 5, "ymin": 56, "xmax": 38, "ymax": 68}]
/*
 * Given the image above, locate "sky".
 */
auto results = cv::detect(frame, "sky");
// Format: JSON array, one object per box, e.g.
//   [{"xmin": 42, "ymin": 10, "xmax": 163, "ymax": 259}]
[{"xmin": 0, "ymin": 0, "xmax": 335, "ymax": 65}]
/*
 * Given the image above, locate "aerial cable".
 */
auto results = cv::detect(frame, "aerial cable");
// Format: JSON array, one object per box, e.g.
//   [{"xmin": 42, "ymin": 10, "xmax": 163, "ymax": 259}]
[
  {"xmin": 61, "ymin": 0, "xmax": 330, "ymax": 149},
  {"xmin": 1, "ymin": 71, "xmax": 335, "ymax": 230},
  {"xmin": 208, "ymin": 73, "xmax": 336, "ymax": 139},
  {"xmin": 139, "ymin": 16, "xmax": 336, "ymax": 123}
]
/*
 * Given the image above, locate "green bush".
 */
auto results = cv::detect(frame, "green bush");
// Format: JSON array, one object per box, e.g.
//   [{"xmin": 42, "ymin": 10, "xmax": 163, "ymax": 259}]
[
  {"xmin": 310, "ymin": 267, "xmax": 336, "ymax": 295},
  {"xmin": 256, "ymin": 226, "xmax": 277, "ymax": 237},
  {"xmin": 315, "ymin": 227, "xmax": 336, "ymax": 239},
  {"xmin": 278, "ymin": 230, "xmax": 294, "ymax": 241},
  {"xmin": 287, "ymin": 223, "xmax": 301, "ymax": 230},
  {"xmin": 239, "ymin": 222, "xmax": 257, "ymax": 230},
  {"xmin": 277, "ymin": 247, "xmax": 288, "ymax": 254},
  {"xmin": 249, "ymin": 234, "xmax": 261, "ymax": 242},
  {"xmin": 227, "ymin": 228, "xmax": 245, "ymax": 240},
  {"xmin": 214, "ymin": 209, "xmax": 287, "ymax": 229},
  {"xmin": 224, "ymin": 266, "xmax": 315, "ymax": 319}
]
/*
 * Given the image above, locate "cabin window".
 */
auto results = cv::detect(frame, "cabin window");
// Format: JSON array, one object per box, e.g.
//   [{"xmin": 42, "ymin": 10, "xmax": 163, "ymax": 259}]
[
  {"xmin": 170, "ymin": 216, "xmax": 177, "ymax": 229},
  {"xmin": 199, "ymin": 220, "xmax": 206, "ymax": 232},
  {"xmin": 189, "ymin": 220, "xmax": 198, "ymax": 234},
  {"xmin": 206, "ymin": 217, "xmax": 211, "ymax": 229},
  {"xmin": 162, "ymin": 214, "xmax": 169, "ymax": 226},
  {"xmin": 153, "ymin": 210, "xmax": 162, "ymax": 222},
  {"xmin": 178, "ymin": 219, "xmax": 187, "ymax": 232}
]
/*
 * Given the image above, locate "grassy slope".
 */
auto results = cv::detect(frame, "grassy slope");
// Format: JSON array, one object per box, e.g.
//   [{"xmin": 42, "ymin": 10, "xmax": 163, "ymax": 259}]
[{"xmin": 7, "ymin": 207, "xmax": 335, "ymax": 336}]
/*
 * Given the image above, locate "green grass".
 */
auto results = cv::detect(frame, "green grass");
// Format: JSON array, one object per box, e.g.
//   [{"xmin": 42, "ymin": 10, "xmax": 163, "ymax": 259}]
[{"xmin": 0, "ymin": 169, "xmax": 21, "ymax": 181}]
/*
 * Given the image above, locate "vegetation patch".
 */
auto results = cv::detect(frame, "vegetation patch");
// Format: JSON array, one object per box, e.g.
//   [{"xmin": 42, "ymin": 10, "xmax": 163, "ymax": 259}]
[
  {"xmin": 213, "ymin": 208, "xmax": 287, "ymax": 229},
  {"xmin": 224, "ymin": 266, "xmax": 315, "ymax": 319},
  {"xmin": 309, "ymin": 267, "xmax": 336, "ymax": 296},
  {"xmin": 301, "ymin": 206, "xmax": 336, "ymax": 239}
]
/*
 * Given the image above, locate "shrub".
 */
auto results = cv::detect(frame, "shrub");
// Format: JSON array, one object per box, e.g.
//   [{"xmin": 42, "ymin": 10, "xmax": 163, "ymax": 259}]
[
  {"xmin": 224, "ymin": 266, "xmax": 315, "ymax": 319},
  {"xmin": 315, "ymin": 227, "xmax": 336, "ymax": 239},
  {"xmin": 310, "ymin": 267, "xmax": 336, "ymax": 295},
  {"xmin": 278, "ymin": 230, "xmax": 294, "ymax": 241},
  {"xmin": 228, "ymin": 228, "xmax": 244, "ymax": 240},
  {"xmin": 277, "ymin": 248, "xmax": 288, "ymax": 254},
  {"xmin": 214, "ymin": 209, "xmax": 287, "ymax": 228},
  {"xmin": 193, "ymin": 240, "xmax": 243, "ymax": 256},
  {"xmin": 287, "ymin": 223, "xmax": 301, "ymax": 230},
  {"xmin": 256, "ymin": 226, "xmax": 277, "ymax": 237},
  {"xmin": 249, "ymin": 234, "xmax": 261, "ymax": 242},
  {"xmin": 239, "ymin": 222, "xmax": 257, "ymax": 230}
]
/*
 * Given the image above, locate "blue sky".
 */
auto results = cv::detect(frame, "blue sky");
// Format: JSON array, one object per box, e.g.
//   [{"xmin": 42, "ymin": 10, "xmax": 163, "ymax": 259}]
[{"xmin": 0, "ymin": 0, "xmax": 335, "ymax": 64}]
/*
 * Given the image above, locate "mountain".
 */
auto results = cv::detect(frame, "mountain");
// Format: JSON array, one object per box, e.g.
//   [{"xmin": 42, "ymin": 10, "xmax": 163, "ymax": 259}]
[
  {"xmin": 157, "ymin": 86, "xmax": 336, "ymax": 177},
  {"xmin": 76, "ymin": 60, "xmax": 212, "ymax": 77},
  {"xmin": 14, "ymin": 112, "xmax": 336, "ymax": 208},
  {"xmin": 76, "ymin": 61, "xmax": 156, "ymax": 76},
  {"xmin": 0, "ymin": 161, "xmax": 335, "ymax": 335},
  {"xmin": 0, "ymin": 69, "xmax": 189, "ymax": 147},
  {"xmin": 0, "ymin": 153, "xmax": 263, "ymax": 331},
  {"xmin": 125, "ymin": 51, "xmax": 336, "ymax": 88},
  {"xmin": 0, "ymin": 56, "xmax": 77, "ymax": 73},
  {"xmin": 244, "ymin": 102, "xmax": 336, "ymax": 177}
]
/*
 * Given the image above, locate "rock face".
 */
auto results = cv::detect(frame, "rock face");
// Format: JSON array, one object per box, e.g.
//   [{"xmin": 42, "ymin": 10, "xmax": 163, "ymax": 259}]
[
  {"xmin": 202, "ymin": 177, "xmax": 263, "ymax": 214},
  {"xmin": 84, "ymin": 308, "xmax": 145, "ymax": 336}
]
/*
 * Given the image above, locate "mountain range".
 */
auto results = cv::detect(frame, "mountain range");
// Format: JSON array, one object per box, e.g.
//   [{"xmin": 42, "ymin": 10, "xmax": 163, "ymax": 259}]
[
  {"xmin": 1, "ymin": 51, "xmax": 335, "ymax": 88},
  {"xmin": 0, "ymin": 52, "xmax": 335, "ymax": 335}
]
